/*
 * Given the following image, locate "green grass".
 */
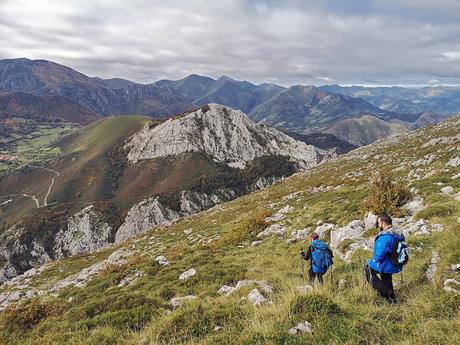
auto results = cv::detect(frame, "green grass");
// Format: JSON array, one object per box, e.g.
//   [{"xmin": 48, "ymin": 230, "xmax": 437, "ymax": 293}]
[{"xmin": 0, "ymin": 116, "xmax": 459, "ymax": 344}]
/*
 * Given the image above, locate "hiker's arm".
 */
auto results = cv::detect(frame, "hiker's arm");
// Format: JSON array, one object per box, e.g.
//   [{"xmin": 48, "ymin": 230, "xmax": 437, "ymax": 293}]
[
  {"xmin": 327, "ymin": 245, "xmax": 334, "ymax": 258},
  {"xmin": 301, "ymin": 245, "xmax": 312, "ymax": 260}
]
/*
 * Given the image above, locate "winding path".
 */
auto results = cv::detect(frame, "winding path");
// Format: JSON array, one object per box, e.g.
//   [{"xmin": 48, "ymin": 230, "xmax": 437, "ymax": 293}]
[{"xmin": 0, "ymin": 165, "xmax": 60, "ymax": 208}]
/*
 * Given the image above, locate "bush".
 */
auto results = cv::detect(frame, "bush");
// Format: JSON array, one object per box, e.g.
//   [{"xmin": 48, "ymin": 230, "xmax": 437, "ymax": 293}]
[
  {"xmin": 214, "ymin": 211, "xmax": 271, "ymax": 246},
  {"xmin": 4, "ymin": 299, "xmax": 63, "ymax": 331},
  {"xmin": 363, "ymin": 167, "xmax": 412, "ymax": 217}
]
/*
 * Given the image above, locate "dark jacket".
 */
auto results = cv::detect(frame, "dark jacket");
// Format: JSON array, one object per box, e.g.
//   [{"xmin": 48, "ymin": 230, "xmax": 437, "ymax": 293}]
[{"xmin": 368, "ymin": 227, "xmax": 405, "ymax": 274}]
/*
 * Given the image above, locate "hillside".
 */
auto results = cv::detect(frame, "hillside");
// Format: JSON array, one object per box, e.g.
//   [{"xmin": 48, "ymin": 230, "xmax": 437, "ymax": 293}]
[
  {"xmin": 0, "ymin": 91, "xmax": 100, "ymax": 125},
  {"xmin": 0, "ymin": 114, "xmax": 458, "ymax": 344},
  {"xmin": 0, "ymin": 104, "xmax": 328, "ymax": 283},
  {"xmin": 248, "ymin": 85, "xmax": 389, "ymax": 133},
  {"xmin": 0, "ymin": 58, "xmax": 193, "ymax": 117},
  {"xmin": 324, "ymin": 115, "xmax": 409, "ymax": 145}
]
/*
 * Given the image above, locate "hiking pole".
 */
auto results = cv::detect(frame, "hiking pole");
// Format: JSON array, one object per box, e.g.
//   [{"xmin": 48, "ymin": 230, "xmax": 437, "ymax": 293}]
[
  {"xmin": 300, "ymin": 248, "xmax": 305, "ymax": 282},
  {"xmin": 330, "ymin": 266, "xmax": 334, "ymax": 286}
]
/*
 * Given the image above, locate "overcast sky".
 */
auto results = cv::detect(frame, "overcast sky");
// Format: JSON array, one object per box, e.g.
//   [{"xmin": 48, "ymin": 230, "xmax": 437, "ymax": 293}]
[{"xmin": 0, "ymin": 0, "xmax": 459, "ymax": 86}]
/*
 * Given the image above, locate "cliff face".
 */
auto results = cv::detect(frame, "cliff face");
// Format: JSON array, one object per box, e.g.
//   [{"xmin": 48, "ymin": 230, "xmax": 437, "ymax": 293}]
[{"xmin": 126, "ymin": 104, "xmax": 328, "ymax": 169}]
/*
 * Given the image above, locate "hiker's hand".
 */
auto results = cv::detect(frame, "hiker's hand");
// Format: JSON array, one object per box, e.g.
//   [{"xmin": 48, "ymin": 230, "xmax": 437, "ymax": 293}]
[{"xmin": 300, "ymin": 251, "xmax": 306, "ymax": 258}]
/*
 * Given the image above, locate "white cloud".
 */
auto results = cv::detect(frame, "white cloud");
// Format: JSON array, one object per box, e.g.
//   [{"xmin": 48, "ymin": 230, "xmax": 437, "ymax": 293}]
[{"xmin": 0, "ymin": 0, "xmax": 459, "ymax": 85}]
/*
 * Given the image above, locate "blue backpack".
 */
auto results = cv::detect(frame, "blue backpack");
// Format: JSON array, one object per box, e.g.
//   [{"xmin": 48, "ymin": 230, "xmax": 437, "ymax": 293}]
[{"xmin": 311, "ymin": 240, "xmax": 333, "ymax": 274}]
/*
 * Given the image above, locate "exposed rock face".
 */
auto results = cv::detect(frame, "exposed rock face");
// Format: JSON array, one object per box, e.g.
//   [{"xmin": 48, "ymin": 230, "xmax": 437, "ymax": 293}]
[
  {"xmin": 288, "ymin": 321, "xmax": 313, "ymax": 335},
  {"xmin": 115, "ymin": 189, "xmax": 236, "ymax": 243},
  {"xmin": 247, "ymin": 288, "xmax": 267, "ymax": 306},
  {"xmin": 54, "ymin": 205, "xmax": 113, "ymax": 258},
  {"xmin": 125, "ymin": 104, "xmax": 328, "ymax": 169},
  {"xmin": 330, "ymin": 220, "xmax": 365, "ymax": 249}
]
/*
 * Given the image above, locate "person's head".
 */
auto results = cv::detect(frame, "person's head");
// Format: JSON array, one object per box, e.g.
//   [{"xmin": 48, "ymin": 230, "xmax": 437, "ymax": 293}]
[
  {"xmin": 377, "ymin": 214, "xmax": 392, "ymax": 231},
  {"xmin": 310, "ymin": 232, "xmax": 319, "ymax": 242}
]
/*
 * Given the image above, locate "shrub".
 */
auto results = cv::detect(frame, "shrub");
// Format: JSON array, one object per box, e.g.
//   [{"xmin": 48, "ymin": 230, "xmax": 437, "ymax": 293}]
[
  {"xmin": 363, "ymin": 167, "xmax": 412, "ymax": 217},
  {"xmin": 4, "ymin": 299, "xmax": 63, "ymax": 331},
  {"xmin": 214, "ymin": 211, "xmax": 271, "ymax": 246}
]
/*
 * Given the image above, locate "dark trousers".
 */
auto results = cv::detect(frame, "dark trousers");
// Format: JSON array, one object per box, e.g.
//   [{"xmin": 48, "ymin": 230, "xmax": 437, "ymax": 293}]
[
  {"xmin": 364, "ymin": 264, "xmax": 395, "ymax": 301},
  {"xmin": 309, "ymin": 266, "xmax": 324, "ymax": 284}
]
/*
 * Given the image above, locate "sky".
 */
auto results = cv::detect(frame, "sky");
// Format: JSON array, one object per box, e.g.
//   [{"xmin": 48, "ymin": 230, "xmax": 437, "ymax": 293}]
[{"xmin": 0, "ymin": 0, "xmax": 459, "ymax": 86}]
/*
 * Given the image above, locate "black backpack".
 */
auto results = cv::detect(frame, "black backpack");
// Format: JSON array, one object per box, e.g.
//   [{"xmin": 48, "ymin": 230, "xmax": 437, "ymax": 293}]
[{"xmin": 389, "ymin": 237, "xmax": 409, "ymax": 266}]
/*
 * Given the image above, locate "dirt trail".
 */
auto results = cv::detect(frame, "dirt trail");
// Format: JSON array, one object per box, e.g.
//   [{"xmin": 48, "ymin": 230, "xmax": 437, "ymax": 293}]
[{"xmin": 0, "ymin": 165, "xmax": 60, "ymax": 208}]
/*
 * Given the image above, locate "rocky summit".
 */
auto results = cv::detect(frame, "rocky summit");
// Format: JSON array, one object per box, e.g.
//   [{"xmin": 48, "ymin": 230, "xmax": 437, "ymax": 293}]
[{"xmin": 126, "ymin": 103, "xmax": 329, "ymax": 169}]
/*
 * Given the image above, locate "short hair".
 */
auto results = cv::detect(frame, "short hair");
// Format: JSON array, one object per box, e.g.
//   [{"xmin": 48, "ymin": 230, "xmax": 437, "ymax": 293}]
[
  {"xmin": 378, "ymin": 214, "xmax": 392, "ymax": 226},
  {"xmin": 310, "ymin": 232, "xmax": 319, "ymax": 240}
]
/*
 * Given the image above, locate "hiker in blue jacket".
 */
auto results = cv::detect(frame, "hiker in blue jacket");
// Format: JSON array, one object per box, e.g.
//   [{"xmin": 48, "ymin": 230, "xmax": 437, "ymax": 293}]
[
  {"xmin": 364, "ymin": 214, "xmax": 406, "ymax": 303},
  {"xmin": 301, "ymin": 232, "xmax": 334, "ymax": 284}
]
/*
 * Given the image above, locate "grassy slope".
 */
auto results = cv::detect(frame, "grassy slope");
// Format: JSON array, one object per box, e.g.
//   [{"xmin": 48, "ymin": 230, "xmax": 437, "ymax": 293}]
[{"xmin": 1, "ymin": 116, "xmax": 459, "ymax": 344}]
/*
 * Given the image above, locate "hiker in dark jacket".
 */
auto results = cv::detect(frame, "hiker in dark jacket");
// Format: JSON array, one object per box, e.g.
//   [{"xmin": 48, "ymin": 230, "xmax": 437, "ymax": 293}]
[
  {"xmin": 364, "ymin": 214, "xmax": 405, "ymax": 303},
  {"xmin": 301, "ymin": 232, "xmax": 334, "ymax": 284}
]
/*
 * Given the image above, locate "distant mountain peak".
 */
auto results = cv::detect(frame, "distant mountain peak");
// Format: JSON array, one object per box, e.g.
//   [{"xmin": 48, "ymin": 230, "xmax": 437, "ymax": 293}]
[{"xmin": 125, "ymin": 103, "xmax": 329, "ymax": 169}]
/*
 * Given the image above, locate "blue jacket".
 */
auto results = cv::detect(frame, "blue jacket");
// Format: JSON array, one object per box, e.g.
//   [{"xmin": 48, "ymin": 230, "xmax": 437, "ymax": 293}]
[{"xmin": 368, "ymin": 228, "xmax": 404, "ymax": 274}]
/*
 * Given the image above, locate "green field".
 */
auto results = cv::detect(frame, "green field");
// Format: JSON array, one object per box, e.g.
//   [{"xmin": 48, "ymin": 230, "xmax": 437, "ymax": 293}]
[{"xmin": 1, "ymin": 116, "xmax": 459, "ymax": 344}]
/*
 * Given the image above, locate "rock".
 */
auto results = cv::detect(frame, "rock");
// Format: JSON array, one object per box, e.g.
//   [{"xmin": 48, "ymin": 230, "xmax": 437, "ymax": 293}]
[
  {"xmin": 218, "ymin": 280, "xmax": 273, "ymax": 296},
  {"xmin": 217, "ymin": 285, "xmax": 235, "ymax": 295},
  {"xmin": 288, "ymin": 321, "xmax": 313, "ymax": 335},
  {"xmin": 441, "ymin": 186, "xmax": 454, "ymax": 195},
  {"xmin": 451, "ymin": 264, "xmax": 460, "ymax": 272},
  {"xmin": 364, "ymin": 212, "xmax": 378, "ymax": 230},
  {"xmin": 402, "ymin": 197, "xmax": 425, "ymax": 217},
  {"xmin": 257, "ymin": 224, "xmax": 287, "ymax": 238},
  {"xmin": 54, "ymin": 205, "xmax": 112, "ymax": 259},
  {"xmin": 214, "ymin": 326, "xmax": 223, "ymax": 331},
  {"xmin": 338, "ymin": 278, "xmax": 348, "ymax": 288},
  {"xmin": 330, "ymin": 220, "xmax": 365, "ymax": 249},
  {"xmin": 426, "ymin": 251, "xmax": 440, "ymax": 283},
  {"xmin": 443, "ymin": 279, "xmax": 460, "ymax": 294},
  {"xmin": 155, "ymin": 255, "xmax": 170, "ymax": 266},
  {"xmin": 247, "ymin": 288, "xmax": 267, "ymax": 306},
  {"xmin": 291, "ymin": 228, "xmax": 310, "ymax": 240},
  {"xmin": 431, "ymin": 224, "xmax": 444, "ymax": 232},
  {"xmin": 265, "ymin": 205, "xmax": 295, "ymax": 222},
  {"xmin": 285, "ymin": 238, "xmax": 297, "ymax": 245},
  {"xmin": 402, "ymin": 219, "xmax": 431, "ymax": 236},
  {"xmin": 251, "ymin": 240, "xmax": 263, "ymax": 247},
  {"xmin": 343, "ymin": 238, "xmax": 373, "ymax": 263},
  {"xmin": 68, "ymin": 297, "xmax": 74, "ymax": 303},
  {"xmin": 315, "ymin": 223, "xmax": 336, "ymax": 238},
  {"xmin": 296, "ymin": 285, "xmax": 313, "ymax": 293},
  {"xmin": 125, "ymin": 104, "xmax": 329, "ymax": 169},
  {"xmin": 179, "ymin": 268, "xmax": 196, "ymax": 280},
  {"xmin": 170, "ymin": 295, "xmax": 197, "ymax": 308},
  {"xmin": 23, "ymin": 268, "xmax": 37, "ymax": 278},
  {"xmin": 446, "ymin": 157, "xmax": 460, "ymax": 168},
  {"xmin": 183, "ymin": 228, "xmax": 193, "ymax": 235}
]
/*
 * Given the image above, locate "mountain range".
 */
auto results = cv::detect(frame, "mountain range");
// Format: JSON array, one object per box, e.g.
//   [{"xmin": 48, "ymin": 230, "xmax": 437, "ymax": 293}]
[{"xmin": 1, "ymin": 58, "xmax": 458, "ymax": 146}]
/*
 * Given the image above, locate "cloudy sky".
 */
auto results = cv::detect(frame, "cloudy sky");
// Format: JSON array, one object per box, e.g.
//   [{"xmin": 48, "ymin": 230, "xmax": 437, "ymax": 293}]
[{"xmin": 0, "ymin": 0, "xmax": 459, "ymax": 86}]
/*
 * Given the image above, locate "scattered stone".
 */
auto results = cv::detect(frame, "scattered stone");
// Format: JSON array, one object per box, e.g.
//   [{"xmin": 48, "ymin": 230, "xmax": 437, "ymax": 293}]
[
  {"xmin": 155, "ymin": 255, "xmax": 170, "ymax": 266},
  {"xmin": 330, "ymin": 220, "xmax": 365, "ymax": 249},
  {"xmin": 431, "ymin": 224, "xmax": 444, "ymax": 232},
  {"xmin": 68, "ymin": 296, "xmax": 74, "ymax": 303},
  {"xmin": 451, "ymin": 264, "xmax": 460, "ymax": 272},
  {"xmin": 251, "ymin": 240, "xmax": 263, "ymax": 247},
  {"xmin": 402, "ymin": 197, "xmax": 425, "ymax": 217},
  {"xmin": 446, "ymin": 157, "xmax": 460, "ymax": 168},
  {"xmin": 217, "ymin": 280, "xmax": 273, "ymax": 296},
  {"xmin": 288, "ymin": 321, "xmax": 313, "ymax": 335},
  {"xmin": 426, "ymin": 251, "xmax": 440, "ymax": 283},
  {"xmin": 247, "ymin": 288, "xmax": 267, "ymax": 306},
  {"xmin": 257, "ymin": 224, "xmax": 287, "ymax": 238},
  {"xmin": 402, "ymin": 219, "xmax": 431, "ymax": 236},
  {"xmin": 265, "ymin": 205, "xmax": 295, "ymax": 222},
  {"xmin": 183, "ymin": 228, "xmax": 193, "ymax": 235},
  {"xmin": 296, "ymin": 285, "xmax": 313, "ymax": 293},
  {"xmin": 338, "ymin": 278, "xmax": 348, "ymax": 288},
  {"xmin": 364, "ymin": 212, "xmax": 378, "ymax": 230},
  {"xmin": 315, "ymin": 223, "xmax": 336, "ymax": 238},
  {"xmin": 443, "ymin": 279, "xmax": 460, "ymax": 294},
  {"xmin": 179, "ymin": 268, "xmax": 196, "ymax": 280},
  {"xmin": 214, "ymin": 326, "xmax": 223, "ymax": 331},
  {"xmin": 170, "ymin": 295, "xmax": 197, "ymax": 308},
  {"xmin": 290, "ymin": 228, "xmax": 310, "ymax": 241},
  {"xmin": 441, "ymin": 186, "xmax": 454, "ymax": 195}
]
